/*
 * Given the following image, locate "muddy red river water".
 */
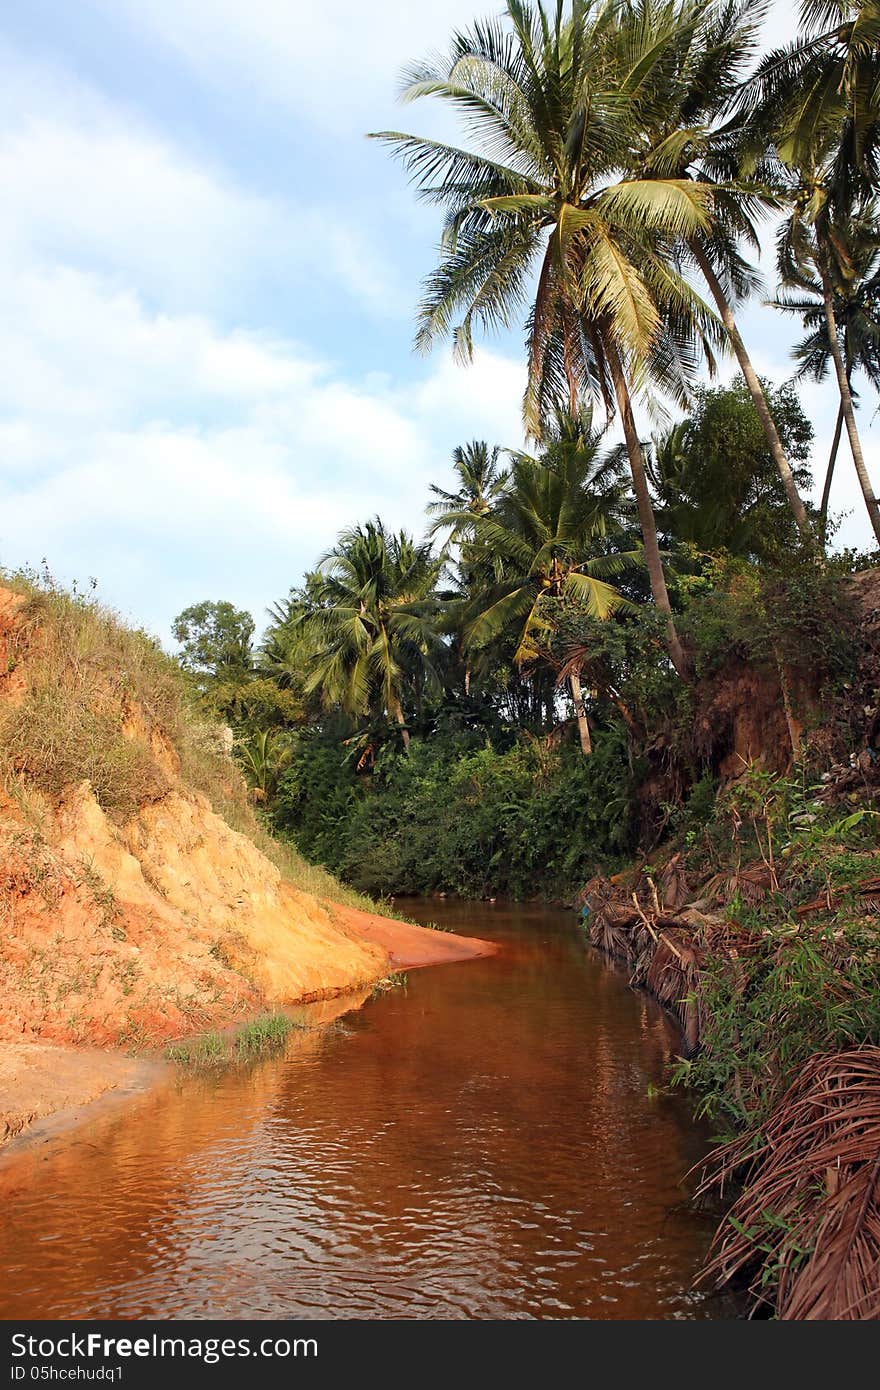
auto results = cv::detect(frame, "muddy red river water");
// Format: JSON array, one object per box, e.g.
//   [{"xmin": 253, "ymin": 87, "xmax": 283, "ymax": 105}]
[{"xmin": 0, "ymin": 901, "xmax": 734, "ymax": 1319}]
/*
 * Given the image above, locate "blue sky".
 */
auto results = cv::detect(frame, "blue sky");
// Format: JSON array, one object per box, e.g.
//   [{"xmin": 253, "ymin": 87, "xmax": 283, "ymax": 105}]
[{"xmin": 1, "ymin": 0, "xmax": 877, "ymax": 644}]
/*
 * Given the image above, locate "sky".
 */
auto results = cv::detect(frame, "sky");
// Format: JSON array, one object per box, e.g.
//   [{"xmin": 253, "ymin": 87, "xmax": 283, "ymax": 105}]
[{"xmin": 1, "ymin": 0, "xmax": 877, "ymax": 645}]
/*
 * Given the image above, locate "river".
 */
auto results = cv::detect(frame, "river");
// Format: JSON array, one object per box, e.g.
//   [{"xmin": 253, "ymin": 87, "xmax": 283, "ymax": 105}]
[{"xmin": 0, "ymin": 901, "xmax": 731, "ymax": 1319}]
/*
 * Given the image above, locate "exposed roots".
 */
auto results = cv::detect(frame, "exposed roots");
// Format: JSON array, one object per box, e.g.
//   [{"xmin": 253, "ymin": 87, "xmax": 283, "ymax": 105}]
[{"xmin": 580, "ymin": 871, "xmax": 755, "ymax": 1055}]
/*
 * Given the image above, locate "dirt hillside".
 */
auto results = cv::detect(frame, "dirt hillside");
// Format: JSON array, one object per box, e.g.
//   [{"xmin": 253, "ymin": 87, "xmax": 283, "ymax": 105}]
[{"xmin": 0, "ymin": 584, "xmax": 489, "ymax": 1144}]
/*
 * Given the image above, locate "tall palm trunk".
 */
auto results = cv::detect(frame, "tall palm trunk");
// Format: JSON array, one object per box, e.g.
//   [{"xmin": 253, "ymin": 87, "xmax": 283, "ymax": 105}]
[
  {"xmin": 568, "ymin": 670, "xmax": 592, "ymax": 755},
  {"xmin": 817, "ymin": 255, "xmax": 880, "ymax": 546},
  {"xmin": 819, "ymin": 399, "xmax": 845, "ymax": 547},
  {"xmin": 605, "ymin": 339, "xmax": 691, "ymax": 681},
  {"xmin": 690, "ymin": 240, "xmax": 813, "ymax": 539},
  {"xmin": 389, "ymin": 694, "xmax": 410, "ymax": 751}
]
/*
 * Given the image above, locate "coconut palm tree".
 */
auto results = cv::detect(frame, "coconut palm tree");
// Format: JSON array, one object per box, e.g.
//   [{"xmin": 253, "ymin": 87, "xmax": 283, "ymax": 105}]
[
  {"xmin": 748, "ymin": 0, "xmax": 880, "ymax": 191},
  {"xmin": 453, "ymin": 406, "xmax": 638, "ymax": 754},
  {"xmin": 773, "ymin": 200, "xmax": 880, "ymax": 543},
  {"xmin": 305, "ymin": 519, "xmax": 443, "ymax": 749},
  {"xmin": 427, "ymin": 440, "xmax": 509, "ymax": 536},
  {"xmin": 427, "ymin": 441, "xmax": 509, "ymax": 696},
  {"xmin": 747, "ymin": 0, "xmax": 880, "ymax": 542},
  {"xmin": 371, "ymin": 0, "xmax": 724, "ymax": 680},
  {"xmin": 777, "ymin": 185, "xmax": 880, "ymax": 544},
  {"xmin": 259, "ymin": 581, "xmax": 322, "ymax": 694},
  {"xmin": 615, "ymin": 0, "xmax": 815, "ymax": 539}
]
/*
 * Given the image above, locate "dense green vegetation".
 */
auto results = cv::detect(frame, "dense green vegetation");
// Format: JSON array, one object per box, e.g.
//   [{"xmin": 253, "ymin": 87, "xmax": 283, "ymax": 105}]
[
  {"xmin": 173, "ymin": 481, "xmax": 869, "ymax": 902},
  {"xmin": 670, "ymin": 765, "xmax": 880, "ymax": 1127}
]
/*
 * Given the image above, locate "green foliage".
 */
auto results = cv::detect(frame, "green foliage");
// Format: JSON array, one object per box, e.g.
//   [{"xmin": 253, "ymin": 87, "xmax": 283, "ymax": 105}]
[
  {"xmin": 172, "ymin": 600, "xmax": 255, "ymax": 681},
  {"xmin": 304, "ymin": 518, "xmax": 443, "ymax": 738},
  {"xmin": 274, "ymin": 725, "xmax": 639, "ymax": 900},
  {"xmin": 679, "ymin": 917, "xmax": 880, "ymax": 1131},
  {"xmin": 671, "ymin": 763, "xmax": 880, "ymax": 1128},
  {"xmin": 457, "ymin": 405, "xmax": 638, "ymax": 667},
  {"xmin": 650, "ymin": 382, "xmax": 815, "ymax": 562},
  {"xmin": 680, "ymin": 552, "xmax": 858, "ymax": 690}
]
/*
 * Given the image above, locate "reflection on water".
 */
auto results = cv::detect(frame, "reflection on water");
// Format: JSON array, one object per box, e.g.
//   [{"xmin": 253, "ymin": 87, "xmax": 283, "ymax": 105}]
[{"xmin": 0, "ymin": 901, "xmax": 729, "ymax": 1319}]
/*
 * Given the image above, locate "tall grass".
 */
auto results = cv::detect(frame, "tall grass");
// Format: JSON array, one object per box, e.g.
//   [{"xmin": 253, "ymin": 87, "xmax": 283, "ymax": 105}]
[
  {"xmin": 1, "ymin": 572, "xmax": 187, "ymax": 819},
  {"xmin": 0, "ymin": 569, "xmax": 389, "ymax": 911}
]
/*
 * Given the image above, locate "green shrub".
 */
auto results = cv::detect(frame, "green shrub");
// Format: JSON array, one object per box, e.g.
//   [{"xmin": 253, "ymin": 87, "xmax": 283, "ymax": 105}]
[{"xmin": 273, "ymin": 724, "xmax": 638, "ymax": 900}]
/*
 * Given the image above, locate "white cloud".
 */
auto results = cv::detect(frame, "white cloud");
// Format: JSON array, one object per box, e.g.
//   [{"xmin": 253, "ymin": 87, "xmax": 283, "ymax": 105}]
[
  {"xmin": 100, "ymin": 0, "xmax": 812, "ymax": 141},
  {"xmin": 0, "ymin": 250, "xmax": 524, "ymax": 636},
  {"xmin": 0, "ymin": 36, "xmax": 469, "ymax": 635},
  {"xmin": 101, "ymin": 0, "xmax": 487, "ymax": 134},
  {"xmin": 0, "ymin": 42, "xmax": 399, "ymax": 318}
]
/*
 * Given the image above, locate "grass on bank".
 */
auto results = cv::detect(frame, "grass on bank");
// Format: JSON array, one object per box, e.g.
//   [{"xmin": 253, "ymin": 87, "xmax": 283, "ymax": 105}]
[
  {"xmin": 166, "ymin": 1012, "xmax": 307, "ymax": 1067},
  {"xmin": 0, "ymin": 568, "xmax": 395, "ymax": 915}
]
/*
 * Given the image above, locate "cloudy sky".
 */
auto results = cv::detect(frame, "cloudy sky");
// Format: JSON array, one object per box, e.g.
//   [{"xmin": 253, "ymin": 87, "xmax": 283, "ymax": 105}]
[{"xmin": 1, "ymin": 0, "xmax": 877, "ymax": 643}]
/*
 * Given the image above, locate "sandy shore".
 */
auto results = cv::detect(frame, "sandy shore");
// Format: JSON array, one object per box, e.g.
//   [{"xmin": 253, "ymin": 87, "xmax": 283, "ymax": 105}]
[
  {"xmin": 0, "ymin": 1041, "xmax": 163, "ymax": 1157},
  {"xmin": 332, "ymin": 901, "xmax": 497, "ymax": 971}
]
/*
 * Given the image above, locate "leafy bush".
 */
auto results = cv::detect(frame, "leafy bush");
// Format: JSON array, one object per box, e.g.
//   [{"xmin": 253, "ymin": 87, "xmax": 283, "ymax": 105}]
[
  {"xmin": 680, "ymin": 554, "xmax": 858, "ymax": 691},
  {"xmin": 671, "ymin": 767, "xmax": 880, "ymax": 1128},
  {"xmin": 273, "ymin": 724, "xmax": 639, "ymax": 899},
  {"xmin": 678, "ymin": 916, "xmax": 880, "ymax": 1131}
]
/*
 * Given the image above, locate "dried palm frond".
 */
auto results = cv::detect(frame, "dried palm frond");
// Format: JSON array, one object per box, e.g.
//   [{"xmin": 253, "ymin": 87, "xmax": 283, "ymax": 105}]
[
  {"xmin": 697, "ymin": 1048, "xmax": 880, "ymax": 1320},
  {"xmin": 701, "ymin": 861, "xmax": 777, "ymax": 908},
  {"xmin": 796, "ymin": 875, "xmax": 880, "ymax": 919},
  {"xmin": 659, "ymin": 851, "xmax": 690, "ymax": 911}
]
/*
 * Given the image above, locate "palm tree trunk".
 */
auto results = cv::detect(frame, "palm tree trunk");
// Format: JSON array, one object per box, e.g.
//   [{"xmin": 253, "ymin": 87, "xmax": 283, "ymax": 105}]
[
  {"xmin": 817, "ymin": 258, "xmax": 880, "ymax": 546},
  {"xmin": 690, "ymin": 239, "xmax": 813, "ymax": 540},
  {"xmin": 389, "ymin": 695, "xmax": 410, "ymax": 751},
  {"xmin": 568, "ymin": 671, "xmax": 592, "ymax": 755},
  {"xmin": 605, "ymin": 339, "xmax": 691, "ymax": 681},
  {"xmin": 819, "ymin": 399, "xmax": 845, "ymax": 547}
]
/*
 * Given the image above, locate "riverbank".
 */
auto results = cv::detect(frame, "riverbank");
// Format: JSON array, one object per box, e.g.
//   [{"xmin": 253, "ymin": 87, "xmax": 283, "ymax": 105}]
[
  {"xmin": 579, "ymin": 768, "xmax": 880, "ymax": 1320},
  {"xmin": 0, "ymin": 1041, "xmax": 160, "ymax": 1151}
]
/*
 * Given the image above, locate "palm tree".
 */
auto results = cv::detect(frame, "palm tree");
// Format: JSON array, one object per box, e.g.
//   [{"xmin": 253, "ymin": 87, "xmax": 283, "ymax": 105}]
[
  {"xmin": 773, "ymin": 200, "xmax": 880, "ymax": 543},
  {"xmin": 427, "ymin": 440, "xmax": 509, "ymax": 696},
  {"xmin": 748, "ymin": 0, "xmax": 880, "ymax": 542},
  {"xmin": 371, "ymin": 0, "xmax": 724, "ymax": 680},
  {"xmin": 305, "ymin": 519, "xmax": 442, "ymax": 749},
  {"xmin": 427, "ymin": 440, "xmax": 508, "ymax": 536},
  {"xmin": 777, "ymin": 186, "xmax": 880, "ymax": 544},
  {"xmin": 748, "ymin": 1, "xmax": 880, "ymax": 190},
  {"xmin": 239, "ymin": 728, "xmax": 290, "ymax": 803},
  {"xmin": 617, "ymin": 0, "xmax": 815, "ymax": 538},
  {"xmin": 259, "ymin": 582, "xmax": 320, "ymax": 692},
  {"xmin": 453, "ymin": 407, "xmax": 638, "ymax": 754}
]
